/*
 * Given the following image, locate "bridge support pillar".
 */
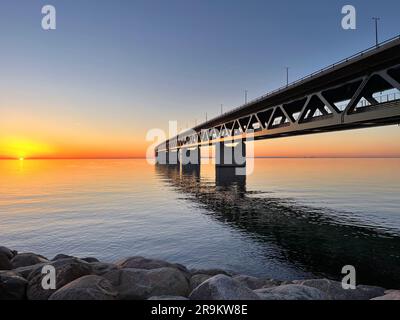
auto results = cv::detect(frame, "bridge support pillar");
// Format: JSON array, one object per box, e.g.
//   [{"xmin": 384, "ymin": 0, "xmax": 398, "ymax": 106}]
[
  {"xmin": 216, "ymin": 167, "xmax": 246, "ymax": 192},
  {"xmin": 181, "ymin": 147, "xmax": 201, "ymax": 166},
  {"xmin": 216, "ymin": 141, "xmax": 246, "ymax": 167},
  {"xmin": 168, "ymin": 149, "xmax": 180, "ymax": 165},
  {"xmin": 156, "ymin": 151, "xmax": 169, "ymax": 165}
]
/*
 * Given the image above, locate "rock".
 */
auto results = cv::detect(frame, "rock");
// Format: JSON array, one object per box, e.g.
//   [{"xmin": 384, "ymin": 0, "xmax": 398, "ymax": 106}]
[
  {"xmin": 27, "ymin": 258, "xmax": 93, "ymax": 300},
  {"xmin": 294, "ymin": 279, "xmax": 385, "ymax": 300},
  {"xmin": 13, "ymin": 263, "xmax": 48, "ymax": 279},
  {"xmin": 52, "ymin": 254, "xmax": 75, "ymax": 261},
  {"xmin": 0, "ymin": 246, "xmax": 17, "ymax": 260},
  {"xmin": 371, "ymin": 290, "xmax": 400, "ymax": 300},
  {"xmin": 81, "ymin": 257, "xmax": 99, "ymax": 263},
  {"xmin": 11, "ymin": 253, "xmax": 49, "ymax": 268},
  {"xmin": 233, "ymin": 275, "xmax": 277, "ymax": 290},
  {"xmin": 191, "ymin": 268, "xmax": 232, "ymax": 276},
  {"xmin": 0, "ymin": 253, "xmax": 12, "ymax": 270},
  {"xmin": 90, "ymin": 262, "xmax": 119, "ymax": 276},
  {"xmin": 0, "ymin": 271, "xmax": 28, "ymax": 300},
  {"xmin": 49, "ymin": 275, "xmax": 117, "ymax": 300},
  {"xmin": 148, "ymin": 296, "xmax": 189, "ymax": 300},
  {"xmin": 255, "ymin": 284, "xmax": 328, "ymax": 300},
  {"xmin": 115, "ymin": 256, "xmax": 189, "ymax": 274},
  {"xmin": 277, "ymin": 280, "xmax": 294, "ymax": 286},
  {"xmin": 103, "ymin": 267, "xmax": 190, "ymax": 300},
  {"xmin": 189, "ymin": 274, "xmax": 260, "ymax": 300},
  {"xmin": 262, "ymin": 280, "xmax": 285, "ymax": 288},
  {"xmin": 190, "ymin": 274, "xmax": 212, "ymax": 291}
]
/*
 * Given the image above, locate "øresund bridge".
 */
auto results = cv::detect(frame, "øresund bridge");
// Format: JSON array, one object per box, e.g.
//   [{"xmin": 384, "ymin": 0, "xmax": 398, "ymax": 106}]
[{"xmin": 155, "ymin": 35, "xmax": 400, "ymax": 169}]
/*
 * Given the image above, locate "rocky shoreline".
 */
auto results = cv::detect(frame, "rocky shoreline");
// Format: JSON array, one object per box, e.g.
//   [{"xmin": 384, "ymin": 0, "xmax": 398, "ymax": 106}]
[{"xmin": 1, "ymin": 245, "xmax": 399, "ymax": 300}]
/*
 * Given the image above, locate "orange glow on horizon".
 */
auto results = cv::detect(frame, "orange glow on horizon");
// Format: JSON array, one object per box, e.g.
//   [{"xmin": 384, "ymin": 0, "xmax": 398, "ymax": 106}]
[
  {"xmin": 0, "ymin": 126, "xmax": 399, "ymax": 160},
  {"xmin": 0, "ymin": 138, "xmax": 55, "ymax": 160}
]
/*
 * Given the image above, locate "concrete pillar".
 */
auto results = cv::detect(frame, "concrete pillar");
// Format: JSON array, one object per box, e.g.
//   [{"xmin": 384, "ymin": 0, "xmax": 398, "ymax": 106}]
[
  {"xmin": 181, "ymin": 147, "xmax": 201, "ymax": 166},
  {"xmin": 156, "ymin": 151, "xmax": 168, "ymax": 165},
  {"xmin": 182, "ymin": 163, "xmax": 200, "ymax": 177},
  {"xmin": 216, "ymin": 167, "xmax": 246, "ymax": 192},
  {"xmin": 168, "ymin": 149, "xmax": 180, "ymax": 165},
  {"xmin": 216, "ymin": 141, "xmax": 246, "ymax": 167}
]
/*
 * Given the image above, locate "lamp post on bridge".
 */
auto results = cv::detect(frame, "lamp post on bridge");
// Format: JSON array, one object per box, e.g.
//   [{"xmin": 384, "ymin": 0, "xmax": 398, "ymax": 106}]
[
  {"xmin": 286, "ymin": 67, "xmax": 290, "ymax": 87},
  {"xmin": 372, "ymin": 17, "xmax": 380, "ymax": 47}
]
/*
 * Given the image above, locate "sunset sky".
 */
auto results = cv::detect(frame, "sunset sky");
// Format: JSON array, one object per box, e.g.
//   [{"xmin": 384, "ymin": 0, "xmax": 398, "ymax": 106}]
[{"xmin": 1, "ymin": 0, "xmax": 400, "ymax": 159}]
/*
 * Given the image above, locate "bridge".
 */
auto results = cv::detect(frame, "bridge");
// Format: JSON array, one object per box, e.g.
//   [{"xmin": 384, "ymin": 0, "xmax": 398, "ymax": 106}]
[{"xmin": 155, "ymin": 35, "xmax": 400, "ymax": 168}]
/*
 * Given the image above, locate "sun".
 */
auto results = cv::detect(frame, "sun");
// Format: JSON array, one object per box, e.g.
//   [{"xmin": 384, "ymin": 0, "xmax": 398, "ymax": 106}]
[{"xmin": 0, "ymin": 138, "xmax": 54, "ymax": 159}]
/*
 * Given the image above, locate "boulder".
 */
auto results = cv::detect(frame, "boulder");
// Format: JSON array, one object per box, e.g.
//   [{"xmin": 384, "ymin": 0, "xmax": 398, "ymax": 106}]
[
  {"xmin": 255, "ymin": 284, "xmax": 328, "ymax": 300},
  {"xmin": 148, "ymin": 296, "xmax": 189, "ymax": 300},
  {"xmin": 103, "ymin": 267, "xmax": 190, "ymax": 300},
  {"xmin": 190, "ymin": 274, "xmax": 212, "ymax": 291},
  {"xmin": 294, "ymin": 279, "xmax": 385, "ymax": 300},
  {"xmin": 13, "ymin": 263, "xmax": 48, "ymax": 279},
  {"xmin": 0, "ymin": 271, "xmax": 28, "ymax": 300},
  {"xmin": 191, "ymin": 268, "xmax": 232, "ymax": 276},
  {"xmin": 27, "ymin": 258, "xmax": 93, "ymax": 300},
  {"xmin": 0, "ymin": 246, "xmax": 17, "ymax": 260},
  {"xmin": 189, "ymin": 274, "xmax": 260, "ymax": 300},
  {"xmin": 49, "ymin": 275, "xmax": 117, "ymax": 300},
  {"xmin": 115, "ymin": 256, "xmax": 189, "ymax": 274},
  {"xmin": 233, "ymin": 275, "xmax": 277, "ymax": 290},
  {"xmin": 0, "ymin": 253, "xmax": 12, "ymax": 270},
  {"xmin": 81, "ymin": 257, "xmax": 99, "ymax": 263},
  {"xmin": 11, "ymin": 253, "xmax": 49, "ymax": 268},
  {"xmin": 52, "ymin": 254, "xmax": 75, "ymax": 261},
  {"xmin": 90, "ymin": 262, "xmax": 119, "ymax": 276},
  {"xmin": 371, "ymin": 290, "xmax": 400, "ymax": 300}
]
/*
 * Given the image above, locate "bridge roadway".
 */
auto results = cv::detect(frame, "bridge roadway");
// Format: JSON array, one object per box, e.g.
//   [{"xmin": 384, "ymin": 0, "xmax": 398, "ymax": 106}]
[{"xmin": 155, "ymin": 35, "xmax": 400, "ymax": 167}]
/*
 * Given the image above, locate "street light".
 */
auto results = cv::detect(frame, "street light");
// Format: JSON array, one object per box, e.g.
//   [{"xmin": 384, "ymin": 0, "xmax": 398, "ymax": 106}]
[
  {"xmin": 286, "ymin": 67, "xmax": 290, "ymax": 86},
  {"xmin": 372, "ymin": 17, "xmax": 380, "ymax": 47}
]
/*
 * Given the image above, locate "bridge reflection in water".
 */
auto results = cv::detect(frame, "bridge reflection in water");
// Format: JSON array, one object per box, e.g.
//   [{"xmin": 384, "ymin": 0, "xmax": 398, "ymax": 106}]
[{"xmin": 155, "ymin": 163, "xmax": 400, "ymax": 289}]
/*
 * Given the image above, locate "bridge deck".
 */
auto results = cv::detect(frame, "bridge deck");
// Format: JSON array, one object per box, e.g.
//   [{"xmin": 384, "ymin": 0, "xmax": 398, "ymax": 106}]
[{"xmin": 156, "ymin": 35, "xmax": 400, "ymax": 153}]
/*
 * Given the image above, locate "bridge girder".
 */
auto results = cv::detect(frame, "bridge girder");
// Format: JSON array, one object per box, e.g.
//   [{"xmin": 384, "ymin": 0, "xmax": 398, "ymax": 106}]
[{"xmin": 156, "ymin": 37, "xmax": 400, "ymax": 153}]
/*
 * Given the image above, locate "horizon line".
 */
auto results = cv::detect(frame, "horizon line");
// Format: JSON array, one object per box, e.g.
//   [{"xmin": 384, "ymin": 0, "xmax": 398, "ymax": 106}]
[{"xmin": 1, "ymin": 156, "xmax": 400, "ymax": 160}]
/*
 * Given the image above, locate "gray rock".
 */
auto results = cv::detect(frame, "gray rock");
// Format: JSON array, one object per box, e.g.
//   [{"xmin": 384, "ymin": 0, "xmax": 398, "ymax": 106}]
[
  {"xmin": 263, "ymin": 280, "xmax": 285, "ymax": 288},
  {"xmin": 81, "ymin": 257, "xmax": 99, "ymax": 263},
  {"xmin": 277, "ymin": 280, "xmax": 294, "ymax": 286},
  {"xmin": 103, "ymin": 267, "xmax": 190, "ymax": 300},
  {"xmin": 0, "ymin": 253, "xmax": 12, "ymax": 270},
  {"xmin": 52, "ymin": 254, "xmax": 75, "ymax": 261},
  {"xmin": 148, "ymin": 296, "xmax": 189, "ymax": 300},
  {"xmin": 49, "ymin": 275, "xmax": 117, "ymax": 300},
  {"xmin": 255, "ymin": 284, "xmax": 328, "ymax": 300},
  {"xmin": 191, "ymin": 268, "xmax": 232, "ymax": 276},
  {"xmin": 189, "ymin": 274, "xmax": 260, "ymax": 300},
  {"xmin": 233, "ymin": 275, "xmax": 277, "ymax": 290},
  {"xmin": 294, "ymin": 279, "xmax": 385, "ymax": 300},
  {"xmin": 11, "ymin": 253, "xmax": 49, "ymax": 268},
  {"xmin": 90, "ymin": 262, "xmax": 119, "ymax": 276},
  {"xmin": 190, "ymin": 274, "xmax": 212, "ymax": 291},
  {"xmin": 115, "ymin": 256, "xmax": 189, "ymax": 274},
  {"xmin": 371, "ymin": 290, "xmax": 400, "ymax": 300},
  {"xmin": 0, "ymin": 271, "xmax": 28, "ymax": 300},
  {"xmin": 27, "ymin": 258, "xmax": 93, "ymax": 300},
  {"xmin": 0, "ymin": 246, "xmax": 17, "ymax": 260},
  {"xmin": 13, "ymin": 263, "xmax": 47, "ymax": 279}
]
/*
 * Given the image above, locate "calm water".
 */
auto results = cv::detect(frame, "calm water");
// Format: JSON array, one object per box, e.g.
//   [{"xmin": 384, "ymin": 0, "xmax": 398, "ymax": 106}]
[{"xmin": 1, "ymin": 158, "xmax": 400, "ymax": 287}]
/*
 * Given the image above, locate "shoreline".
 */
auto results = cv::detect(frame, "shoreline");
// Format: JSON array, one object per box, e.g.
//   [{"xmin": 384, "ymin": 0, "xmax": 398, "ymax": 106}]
[{"xmin": 1, "ymin": 246, "xmax": 399, "ymax": 300}]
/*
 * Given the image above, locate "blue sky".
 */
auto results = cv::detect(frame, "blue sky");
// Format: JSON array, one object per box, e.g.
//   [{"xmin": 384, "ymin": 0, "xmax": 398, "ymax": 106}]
[{"xmin": 1, "ymin": 0, "xmax": 399, "ymax": 157}]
